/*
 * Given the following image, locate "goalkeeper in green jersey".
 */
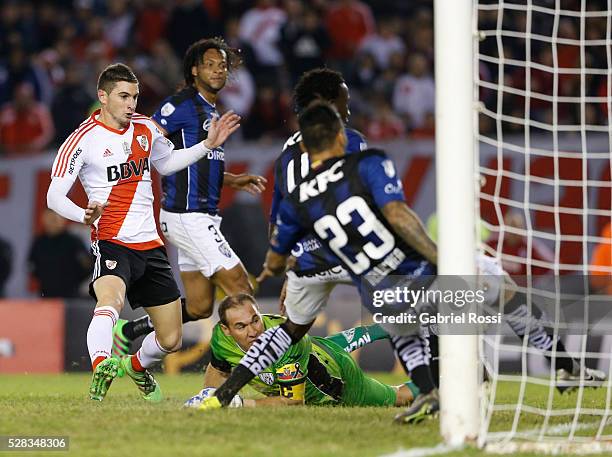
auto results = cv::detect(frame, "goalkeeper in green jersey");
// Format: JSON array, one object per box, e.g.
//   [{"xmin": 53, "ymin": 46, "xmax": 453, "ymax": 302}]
[{"xmin": 185, "ymin": 294, "xmax": 418, "ymax": 408}]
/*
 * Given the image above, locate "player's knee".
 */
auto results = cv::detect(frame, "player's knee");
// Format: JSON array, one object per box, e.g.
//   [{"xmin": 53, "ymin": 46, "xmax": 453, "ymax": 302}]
[
  {"xmin": 185, "ymin": 299, "xmax": 214, "ymax": 320},
  {"xmin": 96, "ymin": 295, "xmax": 124, "ymax": 312},
  {"xmin": 219, "ymin": 266, "xmax": 253, "ymax": 295},
  {"xmin": 157, "ymin": 330, "xmax": 182, "ymax": 353}
]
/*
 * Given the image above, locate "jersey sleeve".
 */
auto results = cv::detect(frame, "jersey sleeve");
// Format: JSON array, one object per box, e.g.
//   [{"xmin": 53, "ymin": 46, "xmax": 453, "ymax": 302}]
[
  {"xmin": 358, "ymin": 152, "xmax": 406, "ymax": 209},
  {"xmin": 209, "ymin": 325, "xmax": 239, "ymax": 372},
  {"xmin": 47, "ymin": 135, "xmax": 88, "ymax": 223},
  {"xmin": 51, "ymin": 133, "xmax": 87, "ymax": 181},
  {"xmin": 151, "ymin": 98, "xmax": 189, "ymax": 135},
  {"xmin": 149, "ymin": 121, "xmax": 175, "ymax": 162},
  {"xmin": 270, "ymin": 199, "xmax": 307, "ymax": 255},
  {"xmin": 275, "ymin": 334, "xmax": 311, "ymax": 401},
  {"xmin": 345, "ymin": 128, "xmax": 368, "ymax": 153}
]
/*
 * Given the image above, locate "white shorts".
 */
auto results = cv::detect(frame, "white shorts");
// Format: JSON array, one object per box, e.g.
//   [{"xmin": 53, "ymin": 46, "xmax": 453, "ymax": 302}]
[
  {"xmin": 284, "ymin": 267, "xmax": 352, "ymax": 325},
  {"xmin": 159, "ymin": 209, "xmax": 241, "ymax": 277}
]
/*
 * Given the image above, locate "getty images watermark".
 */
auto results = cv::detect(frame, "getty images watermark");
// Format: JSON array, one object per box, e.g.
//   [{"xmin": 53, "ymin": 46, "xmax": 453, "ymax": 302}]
[
  {"xmin": 360, "ymin": 274, "xmax": 612, "ymax": 336},
  {"xmin": 359, "ymin": 275, "xmax": 506, "ymax": 335},
  {"xmin": 370, "ymin": 284, "xmax": 501, "ymax": 326}
]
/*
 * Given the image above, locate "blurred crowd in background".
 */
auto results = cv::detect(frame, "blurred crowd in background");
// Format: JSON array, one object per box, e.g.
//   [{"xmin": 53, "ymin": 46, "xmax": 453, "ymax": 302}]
[
  {"xmin": 2, "ymin": 0, "xmax": 612, "ymax": 156},
  {"xmin": 0, "ymin": 0, "xmax": 436, "ymax": 156}
]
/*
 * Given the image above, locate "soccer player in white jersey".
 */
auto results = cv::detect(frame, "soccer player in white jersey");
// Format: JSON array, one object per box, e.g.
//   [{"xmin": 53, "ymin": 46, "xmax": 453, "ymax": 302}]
[{"xmin": 46, "ymin": 63, "xmax": 240, "ymax": 402}]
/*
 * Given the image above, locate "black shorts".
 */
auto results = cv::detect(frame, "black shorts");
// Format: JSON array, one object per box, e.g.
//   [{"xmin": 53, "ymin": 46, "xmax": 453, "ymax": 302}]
[{"xmin": 89, "ymin": 240, "xmax": 181, "ymax": 308}]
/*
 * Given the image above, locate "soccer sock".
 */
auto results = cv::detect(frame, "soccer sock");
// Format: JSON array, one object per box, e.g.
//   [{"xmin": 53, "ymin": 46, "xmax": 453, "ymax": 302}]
[
  {"xmin": 133, "ymin": 332, "xmax": 172, "ymax": 370},
  {"xmin": 390, "ymin": 335, "xmax": 436, "ymax": 395},
  {"xmin": 122, "ymin": 315, "xmax": 154, "ymax": 340},
  {"xmin": 326, "ymin": 323, "xmax": 390, "ymax": 353},
  {"xmin": 504, "ymin": 293, "xmax": 575, "ymax": 372},
  {"xmin": 215, "ymin": 323, "xmax": 294, "ymax": 406},
  {"xmin": 404, "ymin": 380, "xmax": 421, "ymax": 399},
  {"xmin": 181, "ymin": 298, "xmax": 199, "ymax": 324},
  {"xmin": 87, "ymin": 306, "xmax": 118, "ymax": 368},
  {"xmin": 426, "ymin": 334, "xmax": 440, "ymax": 388}
]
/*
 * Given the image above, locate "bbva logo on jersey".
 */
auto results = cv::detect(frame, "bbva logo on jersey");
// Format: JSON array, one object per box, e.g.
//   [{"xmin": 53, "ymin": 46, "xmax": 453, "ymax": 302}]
[
  {"xmin": 107, "ymin": 158, "xmax": 150, "ymax": 182},
  {"xmin": 299, "ymin": 160, "xmax": 344, "ymax": 202}
]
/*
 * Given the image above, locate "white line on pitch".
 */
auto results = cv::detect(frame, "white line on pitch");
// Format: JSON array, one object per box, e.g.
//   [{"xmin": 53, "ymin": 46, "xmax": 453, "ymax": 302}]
[{"xmin": 379, "ymin": 444, "xmax": 463, "ymax": 457}]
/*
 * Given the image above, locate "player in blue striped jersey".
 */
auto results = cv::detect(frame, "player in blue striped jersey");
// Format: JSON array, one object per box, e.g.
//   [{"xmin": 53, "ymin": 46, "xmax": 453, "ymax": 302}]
[
  {"xmin": 111, "ymin": 38, "xmax": 266, "ymax": 352},
  {"xmin": 263, "ymin": 69, "xmax": 366, "ymax": 317},
  {"xmin": 259, "ymin": 69, "xmax": 438, "ymax": 403}
]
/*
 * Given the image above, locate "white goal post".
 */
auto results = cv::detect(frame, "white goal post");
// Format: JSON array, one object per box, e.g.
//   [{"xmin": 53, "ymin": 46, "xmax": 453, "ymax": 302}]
[{"xmin": 434, "ymin": 0, "xmax": 480, "ymax": 446}]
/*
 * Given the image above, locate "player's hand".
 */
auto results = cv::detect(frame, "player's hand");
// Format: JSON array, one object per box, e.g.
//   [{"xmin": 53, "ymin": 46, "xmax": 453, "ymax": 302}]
[
  {"xmin": 228, "ymin": 173, "xmax": 267, "ymax": 195},
  {"xmin": 256, "ymin": 263, "xmax": 276, "ymax": 284},
  {"xmin": 84, "ymin": 201, "xmax": 108, "ymax": 225},
  {"xmin": 203, "ymin": 110, "xmax": 241, "ymax": 149}
]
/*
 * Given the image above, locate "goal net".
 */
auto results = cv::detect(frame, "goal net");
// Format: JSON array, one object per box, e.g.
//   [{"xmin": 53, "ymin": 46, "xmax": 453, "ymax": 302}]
[{"xmin": 475, "ymin": 0, "xmax": 612, "ymax": 453}]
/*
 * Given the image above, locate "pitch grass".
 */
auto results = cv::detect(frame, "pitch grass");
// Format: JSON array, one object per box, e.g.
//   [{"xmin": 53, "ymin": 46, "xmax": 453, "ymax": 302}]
[{"xmin": 0, "ymin": 373, "xmax": 609, "ymax": 457}]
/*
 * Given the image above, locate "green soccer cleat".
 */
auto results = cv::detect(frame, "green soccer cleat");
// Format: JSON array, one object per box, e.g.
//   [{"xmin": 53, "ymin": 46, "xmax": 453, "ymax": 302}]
[
  {"xmin": 89, "ymin": 357, "xmax": 120, "ymax": 401},
  {"xmin": 112, "ymin": 319, "xmax": 131, "ymax": 358},
  {"xmin": 393, "ymin": 389, "xmax": 439, "ymax": 425},
  {"xmin": 120, "ymin": 356, "xmax": 162, "ymax": 403}
]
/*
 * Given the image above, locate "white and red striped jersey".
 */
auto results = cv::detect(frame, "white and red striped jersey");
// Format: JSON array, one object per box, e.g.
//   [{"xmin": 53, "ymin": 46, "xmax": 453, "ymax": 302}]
[{"xmin": 51, "ymin": 109, "xmax": 175, "ymax": 250}]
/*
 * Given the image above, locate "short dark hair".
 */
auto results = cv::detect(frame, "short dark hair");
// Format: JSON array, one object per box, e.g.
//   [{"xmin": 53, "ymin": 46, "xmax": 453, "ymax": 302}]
[
  {"xmin": 183, "ymin": 37, "xmax": 241, "ymax": 86},
  {"xmin": 97, "ymin": 63, "xmax": 138, "ymax": 93},
  {"xmin": 218, "ymin": 293, "xmax": 258, "ymax": 326},
  {"xmin": 294, "ymin": 68, "xmax": 345, "ymax": 113},
  {"xmin": 298, "ymin": 101, "xmax": 343, "ymax": 155}
]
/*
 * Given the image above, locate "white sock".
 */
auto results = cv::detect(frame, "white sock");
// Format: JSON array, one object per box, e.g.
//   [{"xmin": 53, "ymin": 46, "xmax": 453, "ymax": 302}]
[
  {"xmin": 135, "ymin": 332, "xmax": 172, "ymax": 369},
  {"xmin": 87, "ymin": 306, "xmax": 119, "ymax": 364}
]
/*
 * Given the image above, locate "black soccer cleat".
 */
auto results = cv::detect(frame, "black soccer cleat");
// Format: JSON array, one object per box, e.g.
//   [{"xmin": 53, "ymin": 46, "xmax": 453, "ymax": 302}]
[{"xmin": 556, "ymin": 367, "xmax": 607, "ymax": 394}]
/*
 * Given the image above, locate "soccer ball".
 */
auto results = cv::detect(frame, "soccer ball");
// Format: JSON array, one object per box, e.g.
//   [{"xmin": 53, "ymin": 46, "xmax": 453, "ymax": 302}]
[
  {"xmin": 183, "ymin": 387, "xmax": 217, "ymax": 408},
  {"xmin": 182, "ymin": 387, "xmax": 243, "ymax": 409}
]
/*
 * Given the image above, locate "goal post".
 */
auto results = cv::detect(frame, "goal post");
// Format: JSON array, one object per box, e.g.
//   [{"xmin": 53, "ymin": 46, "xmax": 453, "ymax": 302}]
[
  {"xmin": 434, "ymin": 0, "xmax": 480, "ymax": 446},
  {"xmin": 473, "ymin": 0, "xmax": 612, "ymax": 453}
]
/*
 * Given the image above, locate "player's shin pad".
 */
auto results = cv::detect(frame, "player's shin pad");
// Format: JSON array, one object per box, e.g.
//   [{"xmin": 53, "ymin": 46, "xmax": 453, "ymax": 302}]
[{"xmin": 215, "ymin": 324, "xmax": 293, "ymax": 406}]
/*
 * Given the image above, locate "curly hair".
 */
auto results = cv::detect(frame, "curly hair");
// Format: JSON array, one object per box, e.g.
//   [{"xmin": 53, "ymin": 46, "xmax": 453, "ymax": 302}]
[
  {"xmin": 293, "ymin": 68, "xmax": 345, "ymax": 113},
  {"xmin": 183, "ymin": 37, "xmax": 241, "ymax": 86}
]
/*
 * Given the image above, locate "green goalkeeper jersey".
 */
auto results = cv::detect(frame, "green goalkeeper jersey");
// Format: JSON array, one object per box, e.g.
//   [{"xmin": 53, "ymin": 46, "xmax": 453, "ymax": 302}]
[
  {"xmin": 209, "ymin": 314, "xmax": 398, "ymax": 407},
  {"xmin": 210, "ymin": 314, "xmax": 345, "ymax": 405}
]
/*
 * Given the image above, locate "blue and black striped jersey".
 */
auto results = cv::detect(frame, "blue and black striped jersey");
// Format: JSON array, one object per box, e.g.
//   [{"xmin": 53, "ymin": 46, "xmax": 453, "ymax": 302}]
[
  {"xmin": 152, "ymin": 86, "xmax": 225, "ymax": 214},
  {"xmin": 271, "ymin": 149, "xmax": 435, "ymax": 290},
  {"xmin": 270, "ymin": 128, "xmax": 367, "ymax": 276}
]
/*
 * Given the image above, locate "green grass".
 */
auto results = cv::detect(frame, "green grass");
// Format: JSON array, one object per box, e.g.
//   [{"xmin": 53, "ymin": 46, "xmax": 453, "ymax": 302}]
[{"xmin": 0, "ymin": 373, "xmax": 609, "ymax": 457}]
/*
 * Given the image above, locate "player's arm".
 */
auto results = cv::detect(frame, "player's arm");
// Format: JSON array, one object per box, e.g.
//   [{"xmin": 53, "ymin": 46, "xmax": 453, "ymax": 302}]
[
  {"xmin": 202, "ymin": 362, "xmax": 230, "ymax": 389},
  {"xmin": 382, "ymin": 202, "xmax": 437, "ymax": 266},
  {"xmin": 243, "ymin": 383, "xmax": 305, "ymax": 407},
  {"xmin": 46, "ymin": 143, "xmax": 106, "ymax": 225},
  {"xmin": 258, "ymin": 200, "xmax": 306, "ymax": 282},
  {"xmin": 360, "ymin": 153, "xmax": 437, "ymax": 265},
  {"xmin": 223, "ymin": 172, "xmax": 267, "ymax": 195},
  {"xmin": 151, "ymin": 111, "xmax": 241, "ymax": 176}
]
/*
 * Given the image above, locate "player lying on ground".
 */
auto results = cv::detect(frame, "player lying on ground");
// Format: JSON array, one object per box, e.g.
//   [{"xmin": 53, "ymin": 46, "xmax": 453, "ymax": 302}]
[
  {"xmin": 199, "ymin": 101, "xmax": 441, "ymax": 423},
  {"xmin": 184, "ymin": 294, "xmax": 417, "ymax": 408}
]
